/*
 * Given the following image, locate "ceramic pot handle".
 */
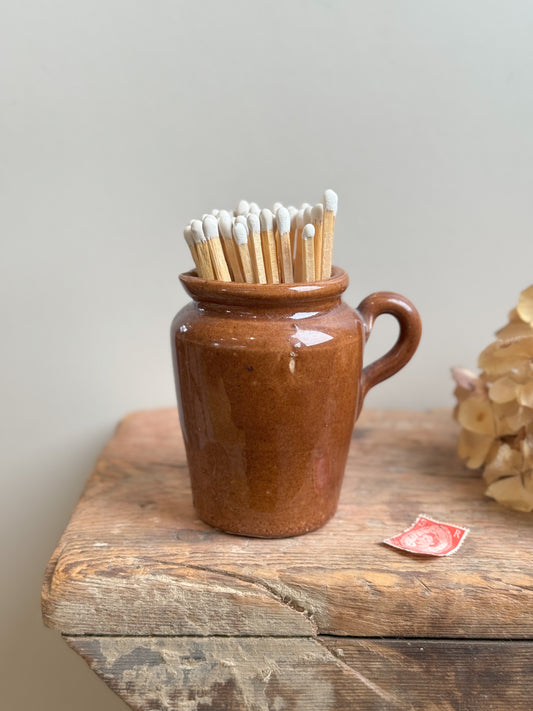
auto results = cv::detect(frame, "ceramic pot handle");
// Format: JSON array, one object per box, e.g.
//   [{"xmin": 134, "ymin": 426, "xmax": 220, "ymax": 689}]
[{"xmin": 356, "ymin": 292, "xmax": 422, "ymax": 415}]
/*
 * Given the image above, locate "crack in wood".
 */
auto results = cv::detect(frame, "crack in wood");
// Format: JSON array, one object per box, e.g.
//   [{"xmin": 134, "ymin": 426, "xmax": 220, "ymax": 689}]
[
  {"xmin": 150, "ymin": 559, "xmax": 319, "ymax": 634},
  {"xmin": 415, "ymin": 577, "xmax": 432, "ymax": 595}
]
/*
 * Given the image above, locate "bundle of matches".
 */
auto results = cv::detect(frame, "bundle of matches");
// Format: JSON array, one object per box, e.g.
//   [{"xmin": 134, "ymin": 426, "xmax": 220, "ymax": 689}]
[{"xmin": 183, "ymin": 189, "xmax": 338, "ymax": 284}]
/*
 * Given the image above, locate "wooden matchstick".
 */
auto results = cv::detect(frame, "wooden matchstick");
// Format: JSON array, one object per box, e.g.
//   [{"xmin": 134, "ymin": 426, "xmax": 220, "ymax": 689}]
[
  {"xmin": 272, "ymin": 202, "xmax": 283, "ymax": 266},
  {"xmin": 259, "ymin": 208, "xmax": 280, "ymax": 284},
  {"xmin": 302, "ymin": 223, "xmax": 316, "ymax": 282},
  {"xmin": 233, "ymin": 222, "xmax": 255, "ymax": 283},
  {"xmin": 293, "ymin": 209, "xmax": 304, "ymax": 282},
  {"xmin": 247, "ymin": 213, "xmax": 267, "ymax": 284},
  {"xmin": 321, "ymin": 189, "xmax": 337, "ymax": 279},
  {"xmin": 271, "ymin": 202, "xmax": 281, "ymax": 268},
  {"xmin": 288, "ymin": 205, "xmax": 298, "ymax": 259},
  {"xmin": 183, "ymin": 225, "xmax": 201, "ymax": 275},
  {"xmin": 311, "ymin": 203, "xmax": 324, "ymax": 280},
  {"xmin": 276, "ymin": 207, "xmax": 294, "ymax": 283},
  {"xmin": 190, "ymin": 220, "xmax": 215, "ymax": 280},
  {"xmin": 218, "ymin": 210, "xmax": 244, "ymax": 282},
  {"xmin": 203, "ymin": 215, "xmax": 231, "ymax": 281}
]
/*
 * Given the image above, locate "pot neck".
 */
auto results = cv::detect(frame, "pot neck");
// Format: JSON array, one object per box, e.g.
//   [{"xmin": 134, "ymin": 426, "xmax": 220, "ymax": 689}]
[{"xmin": 179, "ymin": 266, "xmax": 349, "ymax": 312}]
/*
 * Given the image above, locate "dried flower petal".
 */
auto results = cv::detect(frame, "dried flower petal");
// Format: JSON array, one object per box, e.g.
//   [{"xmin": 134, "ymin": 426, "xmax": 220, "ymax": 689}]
[
  {"xmin": 457, "ymin": 396, "xmax": 495, "ymax": 436},
  {"xmin": 488, "ymin": 376, "xmax": 519, "ymax": 404},
  {"xmin": 517, "ymin": 285, "xmax": 533, "ymax": 325},
  {"xmin": 521, "ymin": 435, "xmax": 533, "ymax": 461},
  {"xmin": 451, "ymin": 367, "xmax": 484, "ymax": 393},
  {"xmin": 457, "ymin": 429, "xmax": 494, "ymax": 469},
  {"xmin": 485, "ymin": 474, "xmax": 533, "ymax": 512},
  {"xmin": 517, "ymin": 381, "xmax": 533, "ymax": 409},
  {"xmin": 495, "ymin": 321, "xmax": 533, "ymax": 340},
  {"xmin": 478, "ymin": 336, "xmax": 533, "ymax": 377},
  {"xmin": 483, "ymin": 443, "xmax": 522, "ymax": 484},
  {"xmin": 492, "ymin": 400, "xmax": 519, "ymax": 419},
  {"xmin": 502, "ymin": 406, "xmax": 533, "ymax": 433},
  {"xmin": 507, "ymin": 308, "xmax": 522, "ymax": 323},
  {"xmin": 496, "ymin": 417, "xmax": 522, "ymax": 438},
  {"xmin": 508, "ymin": 360, "xmax": 533, "ymax": 384}
]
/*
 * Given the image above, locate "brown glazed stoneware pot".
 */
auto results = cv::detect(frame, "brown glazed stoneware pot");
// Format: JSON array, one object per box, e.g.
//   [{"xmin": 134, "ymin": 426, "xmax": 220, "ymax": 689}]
[{"xmin": 171, "ymin": 267, "xmax": 421, "ymax": 538}]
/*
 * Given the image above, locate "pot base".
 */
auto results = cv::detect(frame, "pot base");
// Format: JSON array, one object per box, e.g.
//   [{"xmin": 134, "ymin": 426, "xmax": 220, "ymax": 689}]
[{"xmin": 196, "ymin": 508, "xmax": 338, "ymax": 539}]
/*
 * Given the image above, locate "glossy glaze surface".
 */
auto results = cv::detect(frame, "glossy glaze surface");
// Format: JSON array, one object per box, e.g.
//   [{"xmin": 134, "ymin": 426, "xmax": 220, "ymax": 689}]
[{"xmin": 171, "ymin": 267, "xmax": 421, "ymax": 537}]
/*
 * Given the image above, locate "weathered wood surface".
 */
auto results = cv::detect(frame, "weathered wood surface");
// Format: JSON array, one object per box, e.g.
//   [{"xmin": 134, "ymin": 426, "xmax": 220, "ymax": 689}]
[
  {"xmin": 42, "ymin": 408, "xmax": 533, "ymax": 638},
  {"xmin": 67, "ymin": 635, "xmax": 533, "ymax": 711}
]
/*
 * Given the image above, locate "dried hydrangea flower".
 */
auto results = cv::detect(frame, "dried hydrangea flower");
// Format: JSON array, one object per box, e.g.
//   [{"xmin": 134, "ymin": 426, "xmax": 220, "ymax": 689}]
[{"xmin": 452, "ymin": 283, "xmax": 533, "ymax": 512}]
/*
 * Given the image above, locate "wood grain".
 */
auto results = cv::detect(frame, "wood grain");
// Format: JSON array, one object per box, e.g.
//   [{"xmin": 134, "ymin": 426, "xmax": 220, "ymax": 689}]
[
  {"xmin": 67, "ymin": 635, "xmax": 533, "ymax": 711},
  {"xmin": 43, "ymin": 409, "xmax": 533, "ymax": 638}
]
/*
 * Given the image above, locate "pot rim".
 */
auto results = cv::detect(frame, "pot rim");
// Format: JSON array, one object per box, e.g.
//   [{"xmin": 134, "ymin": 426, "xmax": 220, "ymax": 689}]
[{"xmin": 179, "ymin": 266, "xmax": 349, "ymax": 306}]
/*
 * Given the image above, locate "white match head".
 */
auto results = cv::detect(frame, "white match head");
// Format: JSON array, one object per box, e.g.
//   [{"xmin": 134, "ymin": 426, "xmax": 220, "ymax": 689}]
[
  {"xmin": 183, "ymin": 225, "xmax": 194, "ymax": 247},
  {"xmin": 191, "ymin": 219, "xmax": 206, "ymax": 243},
  {"xmin": 211, "ymin": 208, "xmax": 220, "ymax": 216},
  {"xmin": 311, "ymin": 203, "xmax": 324, "ymax": 223},
  {"xmin": 272, "ymin": 201, "xmax": 283, "ymax": 213},
  {"xmin": 324, "ymin": 189, "xmax": 338, "ymax": 215},
  {"xmin": 259, "ymin": 208, "xmax": 273, "ymax": 231},
  {"xmin": 235, "ymin": 214, "xmax": 249, "ymax": 233},
  {"xmin": 300, "ymin": 202, "xmax": 311, "ymax": 211},
  {"xmin": 236, "ymin": 199, "xmax": 250, "ymax": 215},
  {"xmin": 302, "ymin": 224, "xmax": 315, "ymax": 240},
  {"xmin": 247, "ymin": 213, "xmax": 260, "ymax": 234},
  {"xmin": 288, "ymin": 205, "xmax": 298, "ymax": 219},
  {"xmin": 232, "ymin": 221, "xmax": 248, "ymax": 245},
  {"xmin": 303, "ymin": 206, "xmax": 312, "ymax": 224},
  {"xmin": 218, "ymin": 210, "xmax": 233, "ymax": 240},
  {"xmin": 249, "ymin": 202, "xmax": 260, "ymax": 214},
  {"xmin": 276, "ymin": 206, "xmax": 290, "ymax": 235},
  {"xmin": 295, "ymin": 210, "xmax": 304, "ymax": 229},
  {"xmin": 202, "ymin": 214, "xmax": 219, "ymax": 240}
]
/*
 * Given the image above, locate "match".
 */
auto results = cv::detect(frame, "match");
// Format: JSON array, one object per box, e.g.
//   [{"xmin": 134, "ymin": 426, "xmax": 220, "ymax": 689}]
[{"xmin": 181, "ymin": 189, "xmax": 338, "ymax": 284}]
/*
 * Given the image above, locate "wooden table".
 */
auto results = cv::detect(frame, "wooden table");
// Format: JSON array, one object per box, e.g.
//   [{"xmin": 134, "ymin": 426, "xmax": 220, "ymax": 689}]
[{"xmin": 42, "ymin": 409, "xmax": 533, "ymax": 710}]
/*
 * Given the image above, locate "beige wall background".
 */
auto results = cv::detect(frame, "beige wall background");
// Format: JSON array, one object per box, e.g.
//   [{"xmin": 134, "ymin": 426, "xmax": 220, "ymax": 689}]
[{"xmin": 2, "ymin": 1, "xmax": 533, "ymax": 707}]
